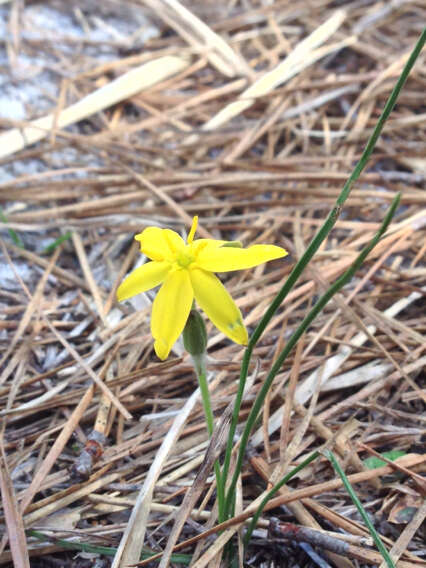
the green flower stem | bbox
[324,450,395,568]
[243,451,320,549]
[192,354,214,436]
[221,28,425,497]
[224,194,400,517]
[191,354,225,523]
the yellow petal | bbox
[117,261,170,302]
[196,244,287,272]
[135,227,185,261]
[189,238,227,260]
[151,269,193,359]
[190,268,248,345]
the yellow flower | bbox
[117,217,287,360]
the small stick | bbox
[70,352,119,480]
[269,519,353,556]
[70,430,106,482]
[269,520,424,568]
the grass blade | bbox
[243,451,320,549]
[42,231,72,254]
[27,530,192,564]
[224,194,401,515]
[324,450,395,568]
[0,207,24,248]
[221,28,426,490]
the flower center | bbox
[176,247,194,268]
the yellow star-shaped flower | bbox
[117,217,287,360]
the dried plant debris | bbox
[0,0,425,567]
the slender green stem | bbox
[223,194,400,517]
[193,355,214,436]
[221,28,425,505]
[214,463,225,523]
[325,450,395,568]
[192,354,225,522]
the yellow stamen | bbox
[187,216,198,244]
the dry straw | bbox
[0,1,424,567]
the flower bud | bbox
[183,309,207,356]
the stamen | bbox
[187,216,198,244]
